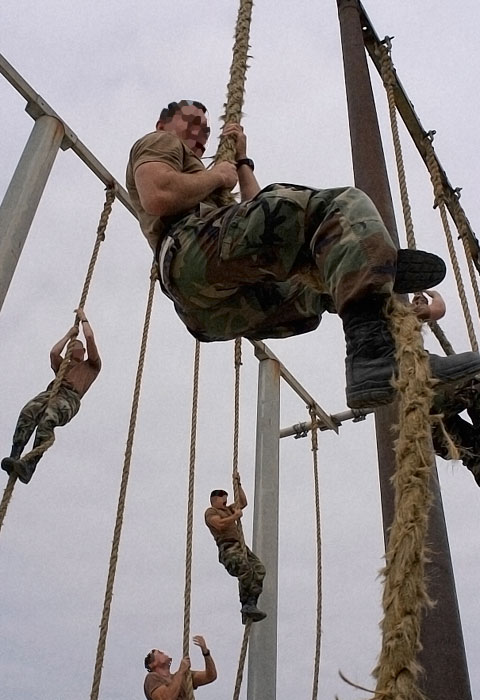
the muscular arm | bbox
[81,320,101,369]
[237,163,261,201]
[50,327,76,372]
[134,162,235,217]
[149,662,190,700]
[191,636,217,687]
[207,509,243,532]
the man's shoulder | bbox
[130,130,182,159]
[205,505,231,519]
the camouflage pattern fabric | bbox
[218,541,266,604]
[12,383,81,457]
[161,183,397,341]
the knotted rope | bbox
[89,263,158,700]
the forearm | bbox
[203,654,217,682]
[237,484,248,508]
[237,166,260,201]
[81,322,100,362]
[147,169,225,216]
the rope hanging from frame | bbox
[90,262,158,700]
[0,184,116,534]
[308,407,323,700]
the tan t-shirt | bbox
[144,671,194,700]
[61,358,101,398]
[204,505,241,545]
[126,130,218,253]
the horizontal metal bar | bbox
[0,53,137,219]
[280,407,372,439]
[250,339,339,433]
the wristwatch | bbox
[236,157,254,171]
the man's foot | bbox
[4,458,37,484]
[241,601,267,623]
[1,457,16,476]
[429,352,480,385]
[393,249,446,293]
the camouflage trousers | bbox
[11,383,81,459]
[160,183,397,341]
[218,541,266,604]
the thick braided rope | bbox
[213,0,254,206]
[89,264,157,700]
[424,137,478,351]
[373,298,435,700]
[308,407,323,700]
[181,339,201,700]
[232,620,253,700]
[377,42,416,250]
[451,196,480,322]
[232,338,248,558]
[23,185,116,464]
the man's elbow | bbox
[140,192,177,218]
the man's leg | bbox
[218,543,267,622]
[12,386,80,484]
[1,389,50,476]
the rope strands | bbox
[181,339,201,700]
[424,134,479,352]
[451,193,480,322]
[89,263,157,700]
[231,338,248,557]
[373,298,435,700]
[0,474,16,532]
[309,407,323,700]
[232,620,253,700]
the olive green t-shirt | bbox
[144,671,194,700]
[126,130,217,252]
[204,505,241,545]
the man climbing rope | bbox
[143,635,217,700]
[204,478,266,623]
[126,100,480,408]
[409,290,480,486]
[411,289,446,322]
[1,308,101,484]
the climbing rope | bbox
[89,263,158,700]
[309,407,323,700]
[233,620,253,700]
[373,297,435,700]
[451,195,480,322]
[214,0,254,206]
[0,185,115,531]
[424,134,479,352]
[232,338,248,557]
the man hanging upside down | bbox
[143,635,217,700]
[126,99,480,408]
[1,308,101,484]
[205,478,266,623]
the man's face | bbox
[211,493,228,508]
[158,105,210,156]
[71,341,85,362]
[151,649,172,669]
[412,294,428,311]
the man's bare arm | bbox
[50,326,77,372]
[150,658,191,700]
[207,509,243,532]
[222,123,261,201]
[424,289,446,321]
[191,636,217,688]
[135,161,238,217]
[233,472,248,508]
[76,308,101,369]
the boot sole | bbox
[346,385,395,410]
[393,249,446,294]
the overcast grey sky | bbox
[1,2,479,699]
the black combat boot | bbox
[342,295,396,409]
[1,443,24,476]
[241,598,267,623]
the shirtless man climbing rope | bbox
[126,100,480,408]
[143,635,217,700]
[1,307,101,484]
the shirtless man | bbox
[1,308,101,483]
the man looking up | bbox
[126,100,480,408]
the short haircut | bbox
[144,650,155,672]
[158,100,207,123]
[210,489,228,499]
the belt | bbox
[218,539,240,547]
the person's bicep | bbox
[134,162,178,215]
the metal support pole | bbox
[336,2,472,698]
[0,114,65,312]
[247,355,280,700]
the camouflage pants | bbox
[218,541,266,604]
[161,183,397,341]
[11,383,81,459]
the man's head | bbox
[70,339,85,363]
[210,489,228,508]
[144,648,172,674]
[156,100,210,157]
